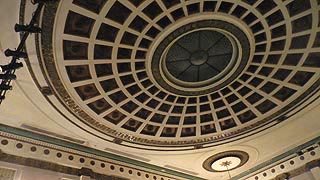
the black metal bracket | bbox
[0,2,45,104]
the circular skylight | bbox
[164,29,234,84]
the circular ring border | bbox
[151,20,250,96]
[161,28,238,88]
[202,150,249,172]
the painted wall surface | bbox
[290,171,317,180]
[0,161,78,180]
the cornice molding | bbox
[0,124,204,180]
[0,123,319,180]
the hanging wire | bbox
[226,164,232,179]
[220,160,232,179]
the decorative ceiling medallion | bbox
[203,151,249,172]
[35,0,320,149]
[211,156,241,171]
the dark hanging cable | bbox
[0,1,51,104]
[226,164,232,179]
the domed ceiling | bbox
[36,0,320,150]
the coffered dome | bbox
[35,0,320,150]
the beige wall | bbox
[0,161,78,180]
